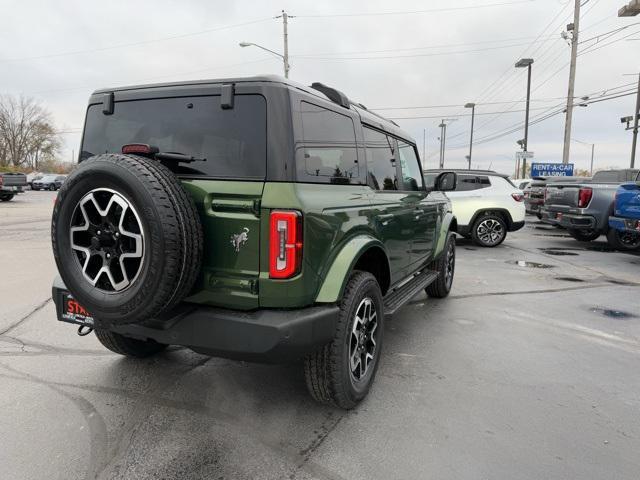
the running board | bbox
[383,270,439,316]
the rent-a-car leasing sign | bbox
[531,163,574,177]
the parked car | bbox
[27,173,44,189]
[525,176,591,219]
[542,168,640,242]
[0,172,27,201]
[424,169,525,247]
[607,178,640,250]
[32,174,66,190]
[50,76,459,409]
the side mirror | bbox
[435,171,457,191]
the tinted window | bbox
[398,141,423,191]
[364,127,398,190]
[81,95,267,179]
[454,175,491,191]
[297,102,358,184]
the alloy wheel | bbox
[69,188,144,292]
[477,218,505,246]
[349,297,378,382]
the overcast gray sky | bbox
[1,0,638,175]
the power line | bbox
[0,17,273,63]
[292,40,556,61]
[294,0,535,18]
[291,34,558,57]
[387,105,561,120]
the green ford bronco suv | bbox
[51,75,458,408]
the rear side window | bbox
[297,101,359,184]
[455,174,491,191]
[364,127,398,190]
[81,95,267,179]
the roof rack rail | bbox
[353,101,399,127]
[310,82,350,109]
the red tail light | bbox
[511,193,524,202]
[269,210,303,279]
[122,144,158,155]
[577,188,593,208]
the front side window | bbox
[364,127,398,191]
[297,102,359,184]
[81,95,267,179]
[398,141,422,191]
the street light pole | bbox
[465,103,476,170]
[438,122,447,168]
[516,58,533,178]
[590,143,595,175]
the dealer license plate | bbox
[59,292,95,326]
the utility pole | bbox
[515,58,533,178]
[276,10,291,79]
[630,73,640,168]
[562,0,581,164]
[590,143,595,175]
[422,128,426,163]
[465,103,476,169]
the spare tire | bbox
[51,153,203,325]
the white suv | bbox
[424,169,526,247]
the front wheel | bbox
[48,184,56,191]
[471,214,507,247]
[94,329,167,358]
[567,228,600,242]
[426,232,455,298]
[304,271,384,409]
[606,228,640,251]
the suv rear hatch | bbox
[80,93,267,309]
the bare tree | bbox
[0,94,61,169]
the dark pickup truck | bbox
[525,176,590,219]
[541,169,640,242]
[0,172,27,201]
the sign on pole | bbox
[531,163,575,177]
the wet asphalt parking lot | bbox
[1,191,639,480]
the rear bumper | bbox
[52,276,338,363]
[1,186,24,194]
[609,216,640,234]
[510,220,525,232]
[543,209,597,230]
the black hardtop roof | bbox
[92,75,413,143]
[423,168,511,179]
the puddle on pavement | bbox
[539,247,583,251]
[590,307,637,319]
[542,251,579,256]
[555,276,585,282]
[605,278,637,286]
[532,233,571,238]
[585,245,615,253]
[464,247,478,251]
[509,260,555,269]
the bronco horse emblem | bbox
[230,227,250,252]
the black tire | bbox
[0,194,14,202]
[426,232,455,298]
[471,213,507,247]
[606,228,640,251]
[51,153,203,325]
[49,184,56,191]
[567,228,600,242]
[536,212,543,220]
[304,271,384,409]
[94,329,167,358]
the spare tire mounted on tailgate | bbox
[51,153,203,325]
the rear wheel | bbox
[606,228,640,251]
[94,329,167,358]
[567,228,600,242]
[304,271,383,409]
[49,184,56,191]
[426,232,455,298]
[0,194,14,202]
[471,213,507,247]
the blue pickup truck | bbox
[608,178,640,251]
